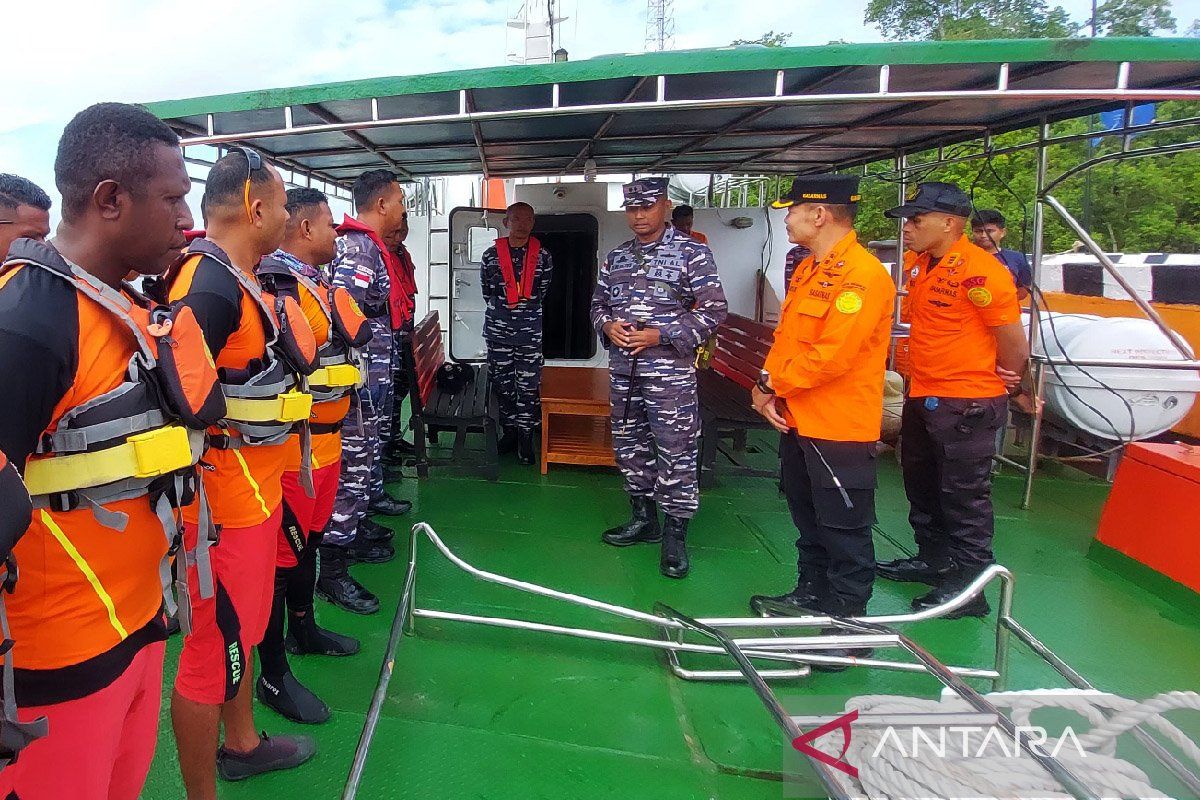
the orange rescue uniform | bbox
[285,281,349,473]
[764,230,897,442]
[170,255,289,527]
[903,235,1021,399]
[1,266,167,673]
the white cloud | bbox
[3,0,1197,214]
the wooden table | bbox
[540,366,616,474]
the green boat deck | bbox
[141,433,1200,799]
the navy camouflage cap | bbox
[621,177,669,207]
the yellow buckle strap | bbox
[310,363,360,389]
[24,425,194,496]
[224,390,313,424]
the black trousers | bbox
[780,433,878,614]
[900,395,1007,571]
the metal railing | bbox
[341,522,1200,799]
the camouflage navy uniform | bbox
[480,239,555,430]
[328,229,393,547]
[591,181,728,527]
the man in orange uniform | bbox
[879,182,1029,617]
[0,102,197,800]
[749,176,896,649]
[254,188,363,724]
[169,151,315,797]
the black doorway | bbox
[534,213,599,360]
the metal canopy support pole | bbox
[1043,193,1195,358]
[1022,119,1050,510]
[887,150,908,371]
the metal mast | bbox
[644,0,675,52]
[507,0,568,64]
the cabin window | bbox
[467,226,499,263]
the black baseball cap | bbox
[885,181,973,219]
[771,174,861,209]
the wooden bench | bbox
[402,310,499,481]
[698,313,776,487]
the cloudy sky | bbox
[3,0,1197,212]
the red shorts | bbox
[175,505,281,705]
[0,640,165,800]
[277,461,341,568]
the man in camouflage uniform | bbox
[322,170,409,614]
[480,202,555,465]
[591,178,728,579]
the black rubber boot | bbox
[369,494,412,516]
[217,734,317,781]
[516,429,535,466]
[256,672,331,724]
[911,565,991,618]
[348,528,395,564]
[359,517,395,544]
[257,569,293,681]
[285,610,360,657]
[749,577,826,617]
[602,495,662,546]
[498,427,518,455]
[316,546,380,615]
[876,555,954,584]
[659,515,690,579]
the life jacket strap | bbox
[23,424,197,498]
[0,591,48,768]
[38,409,168,456]
[223,391,314,424]
[310,363,361,389]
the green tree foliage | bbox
[864,0,1078,40]
[730,31,793,47]
[1091,0,1177,34]
[851,102,1200,254]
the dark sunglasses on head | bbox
[229,145,264,224]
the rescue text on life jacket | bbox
[494,236,542,306]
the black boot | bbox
[516,429,535,466]
[256,672,331,724]
[498,427,518,455]
[660,515,690,579]
[369,493,412,516]
[749,577,826,617]
[876,554,954,584]
[285,611,360,657]
[316,546,380,615]
[348,527,395,564]
[602,495,662,546]
[359,517,395,544]
[911,565,991,618]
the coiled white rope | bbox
[803,690,1200,800]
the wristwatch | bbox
[756,370,775,395]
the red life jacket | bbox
[394,244,418,328]
[336,215,416,331]
[494,236,541,306]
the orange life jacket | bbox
[1,239,226,638]
[174,251,317,448]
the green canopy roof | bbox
[145,38,1200,186]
